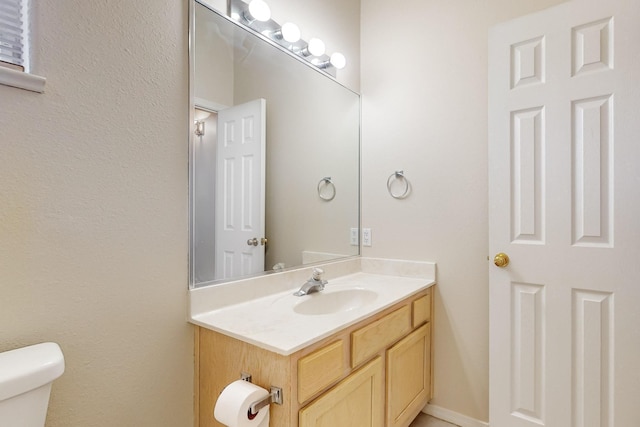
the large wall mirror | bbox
[190,0,360,288]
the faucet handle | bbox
[312,268,324,281]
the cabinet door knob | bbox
[493,253,510,268]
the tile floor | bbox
[409,413,459,427]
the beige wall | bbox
[360,0,566,422]
[0,1,192,426]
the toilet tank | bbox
[0,342,65,427]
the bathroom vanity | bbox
[188,4,435,426]
[190,258,435,427]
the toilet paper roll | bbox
[214,380,271,427]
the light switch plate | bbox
[362,228,372,247]
[350,228,358,246]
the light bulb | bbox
[330,52,346,69]
[247,0,271,22]
[307,38,325,56]
[281,22,301,43]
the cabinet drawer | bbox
[351,305,412,367]
[412,292,431,327]
[298,340,345,403]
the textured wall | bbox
[0,1,192,426]
[360,0,566,422]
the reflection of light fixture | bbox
[194,110,211,136]
[301,38,325,57]
[195,121,205,136]
[244,0,271,23]
[273,22,301,43]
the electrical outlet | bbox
[362,228,372,247]
[350,228,359,246]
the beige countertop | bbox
[189,257,436,355]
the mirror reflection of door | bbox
[215,99,266,280]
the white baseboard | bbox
[423,404,489,427]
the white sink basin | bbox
[293,288,378,315]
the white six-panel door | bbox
[215,99,266,280]
[489,1,640,426]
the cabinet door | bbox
[299,357,384,427]
[386,323,431,427]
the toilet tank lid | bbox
[0,342,65,402]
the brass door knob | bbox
[247,238,258,247]
[260,237,268,246]
[494,253,510,268]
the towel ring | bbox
[387,171,410,199]
[317,177,336,201]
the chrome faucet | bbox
[294,268,327,296]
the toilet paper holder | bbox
[241,373,283,417]
[249,386,282,417]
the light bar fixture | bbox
[229,0,347,77]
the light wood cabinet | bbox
[386,323,431,427]
[412,294,431,327]
[299,357,384,427]
[351,305,412,368]
[195,286,434,427]
[298,340,345,403]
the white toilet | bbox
[0,342,65,427]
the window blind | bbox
[0,0,26,71]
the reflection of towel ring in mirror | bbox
[387,171,410,199]
[318,177,336,201]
